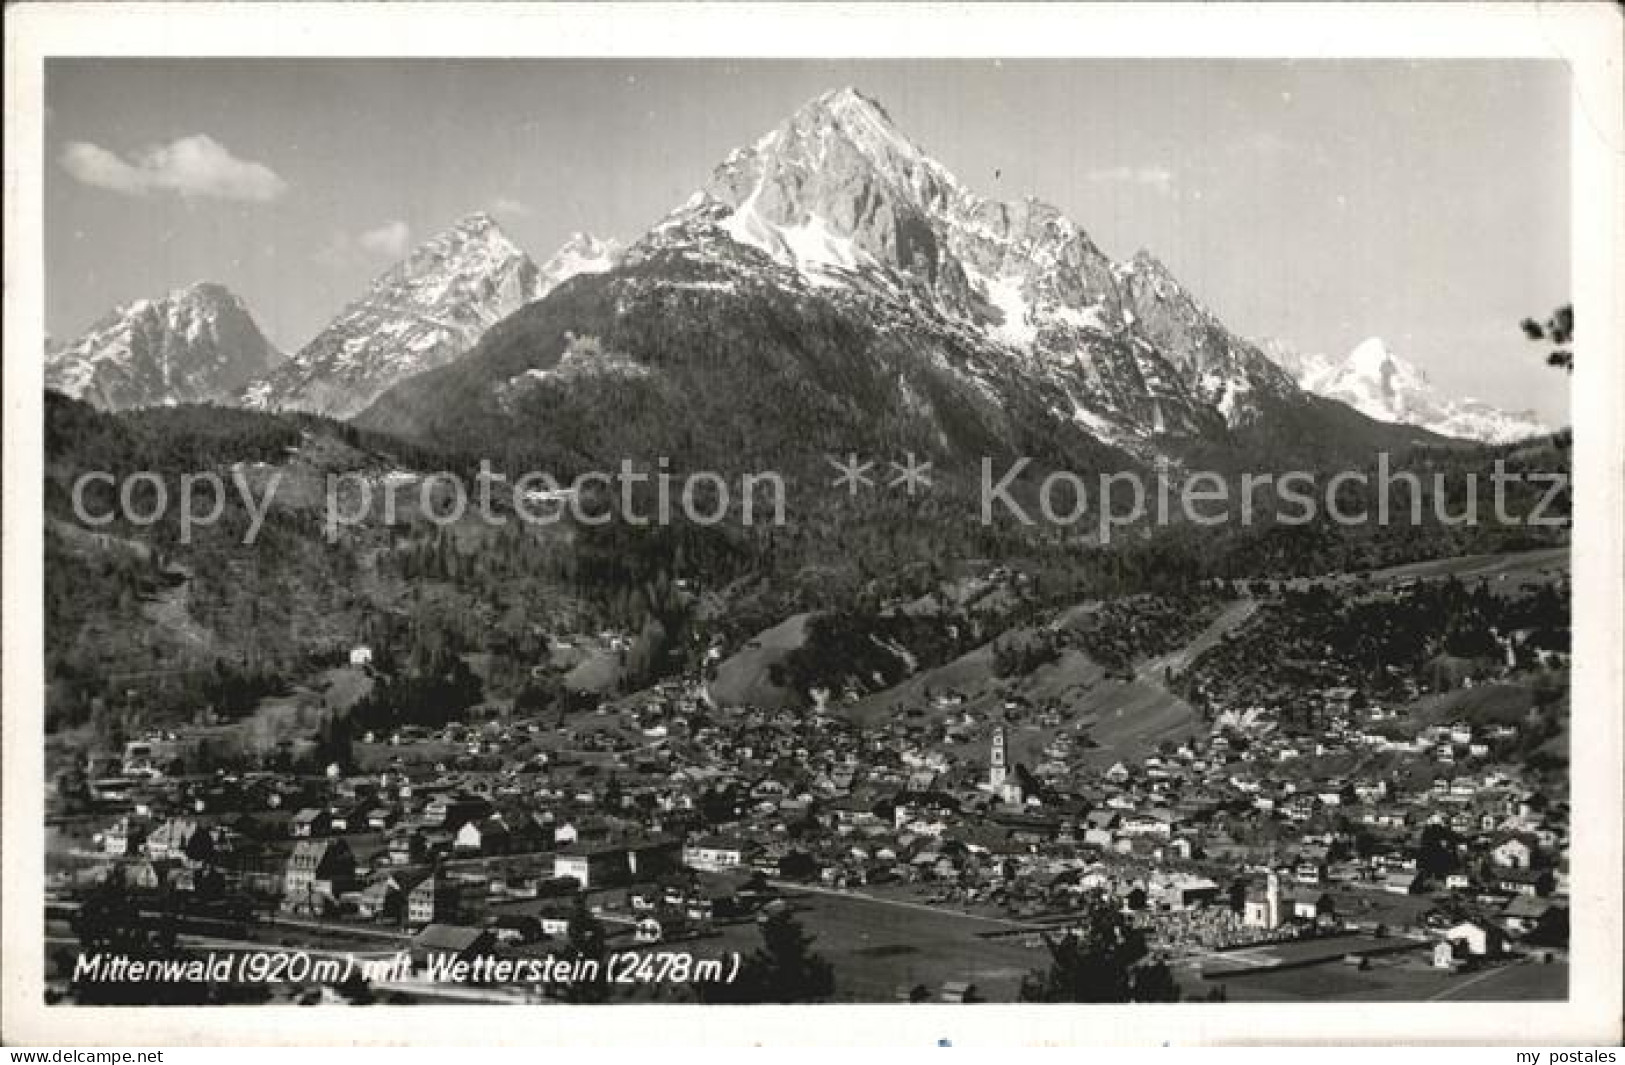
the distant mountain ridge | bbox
[44,282,283,412]
[50,217,625,419]
[1259,336,1550,445]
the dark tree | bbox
[1415,823,1463,880]
[778,850,819,881]
[559,898,612,1004]
[1521,304,1573,372]
[67,872,207,1004]
[1019,894,1179,1003]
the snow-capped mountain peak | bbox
[538,232,624,294]
[366,212,536,307]
[241,213,544,418]
[1321,337,1438,424]
[46,281,282,411]
[693,85,963,282]
[623,86,1315,448]
[1263,335,1550,444]
[1346,335,1397,376]
[798,87,952,189]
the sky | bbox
[45,59,1571,423]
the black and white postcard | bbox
[4,1,1620,1048]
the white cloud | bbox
[1086,165,1175,197]
[358,220,412,257]
[490,196,533,218]
[60,134,288,202]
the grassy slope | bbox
[706,612,817,710]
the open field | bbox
[1404,680,1565,728]
[845,620,1207,768]
[472,877,1047,1001]
[708,612,814,710]
[1426,957,1569,1001]
[1067,678,1198,767]
[727,885,1047,1002]
[1179,949,1567,1003]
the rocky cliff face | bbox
[46,282,282,411]
[240,213,544,418]
[637,88,1305,449]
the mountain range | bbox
[239,214,623,419]
[356,87,1441,475]
[46,87,1550,454]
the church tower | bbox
[1265,869,1283,930]
[989,725,1008,790]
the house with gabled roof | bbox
[356,868,431,923]
[454,815,512,857]
[1286,888,1336,923]
[289,807,332,838]
[1382,869,1426,895]
[488,913,543,945]
[1494,867,1554,898]
[387,827,429,866]
[1491,834,1536,870]
[329,802,372,833]
[407,871,462,928]
[282,838,355,914]
[143,817,204,862]
[102,814,152,857]
[1499,894,1562,937]
[1441,919,1505,958]
[127,857,186,893]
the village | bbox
[44,593,1571,1004]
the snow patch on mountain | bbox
[629,86,1301,449]
[1255,338,1337,393]
[538,232,623,295]
[46,282,283,411]
[1321,337,1439,425]
[974,270,1036,346]
[240,213,544,418]
[1263,336,1550,444]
